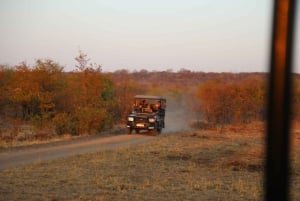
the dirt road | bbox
[0,134,155,170]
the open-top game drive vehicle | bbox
[127,95,166,135]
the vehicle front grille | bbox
[135,117,147,123]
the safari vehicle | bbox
[127,95,166,134]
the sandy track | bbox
[0,134,155,170]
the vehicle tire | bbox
[128,128,132,134]
[155,122,162,135]
[152,127,161,136]
[135,129,140,134]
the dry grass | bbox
[0,122,300,200]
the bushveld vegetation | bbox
[1,53,300,143]
[196,78,267,125]
[0,52,117,140]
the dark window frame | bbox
[265,0,297,200]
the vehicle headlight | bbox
[128,117,134,121]
[148,118,155,123]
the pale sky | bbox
[0,0,298,72]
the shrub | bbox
[53,113,69,135]
[196,78,266,125]
[70,107,106,135]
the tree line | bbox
[1,54,300,137]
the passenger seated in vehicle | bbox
[137,100,151,112]
[139,100,147,107]
[156,101,161,110]
[143,105,153,113]
[137,100,145,111]
[150,104,156,112]
[150,101,161,112]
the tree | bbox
[73,50,103,107]
[54,50,116,134]
[7,62,34,119]
[5,60,65,120]
[33,59,65,114]
[75,50,90,72]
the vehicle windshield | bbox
[133,98,163,113]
